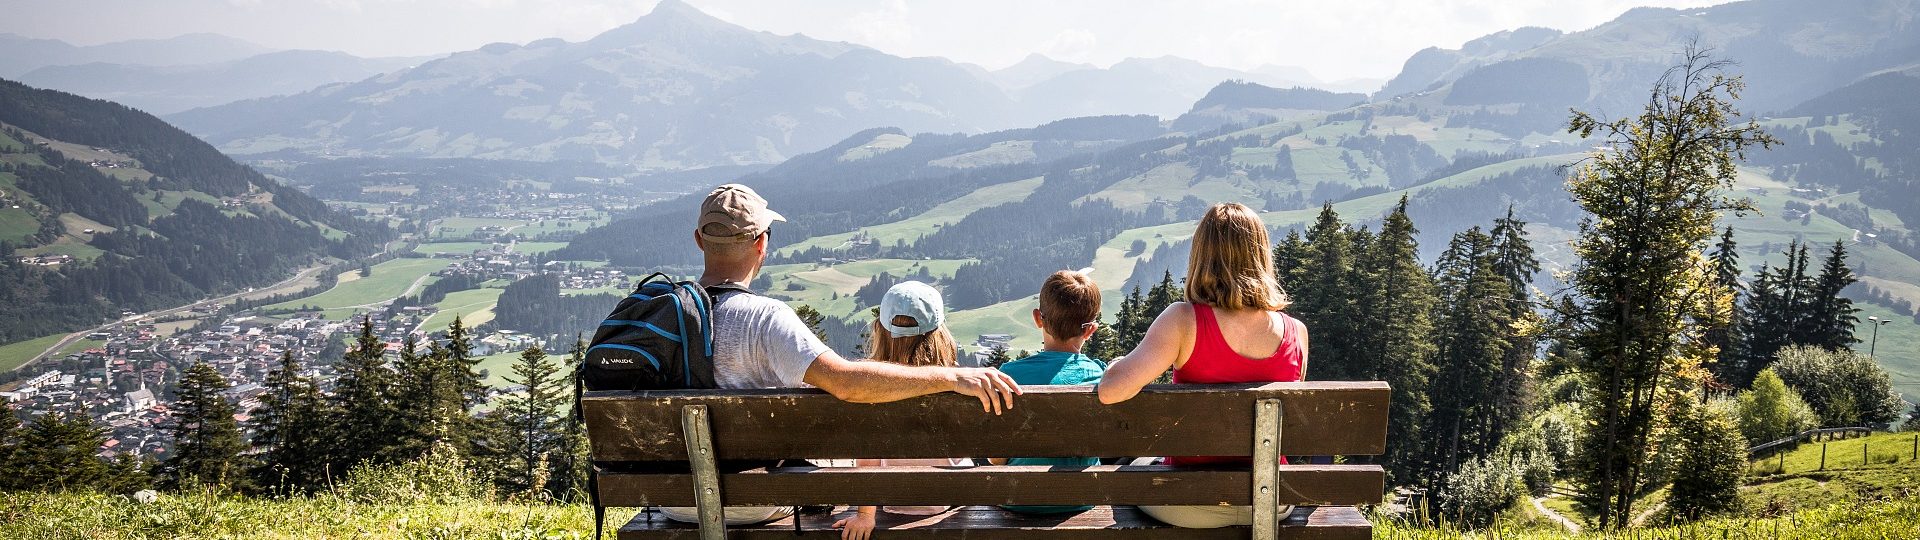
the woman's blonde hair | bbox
[868,315,959,367]
[1186,202,1291,311]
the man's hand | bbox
[949,367,1021,414]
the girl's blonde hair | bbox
[868,315,959,367]
[1186,202,1291,311]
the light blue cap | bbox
[879,281,945,338]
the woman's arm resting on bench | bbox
[1097,303,1194,404]
[803,351,1023,414]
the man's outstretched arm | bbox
[802,352,1022,414]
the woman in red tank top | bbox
[1096,202,1309,529]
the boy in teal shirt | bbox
[994,270,1108,514]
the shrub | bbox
[1436,453,1529,528]
[335,442,493,505]
[1665,398,1746,522]
[1736,369,1820,443]
[1773,346,1904,427]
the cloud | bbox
[842,0,913,53]
[1037,28,1097,63]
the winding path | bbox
[1531,496,1582,534]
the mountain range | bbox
[0,33,273,77]
[164,0,1361,168]
[2,33,438,115]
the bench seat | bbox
[618,505,1370,539]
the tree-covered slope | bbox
[0,79,386,342]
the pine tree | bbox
[985,344,1012,368]
[1562,49,1774,528]
[551,338,593,502]
[1349,197,1438,482]
[391,334,466,460]
[1485,208,1542,446]
[1737,241,1817,382]
[17,409,110,491]
[1705,226,1746,386]
[444,316,484,411]
[251,350,330,492]
[492,345,569,498]
[1806,240,1860,350]
[794,305,829,342]
[1421,227,1513,487]
[165,361,251,490]
[1090,315,1121,360]
[0,403,20,489]
[328,317,397,471]
[1112,285,1148,352]
[1291,204,1359,380]
[1146,271,1182,317]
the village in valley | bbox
[0,186,644,463]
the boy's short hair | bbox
[1038,270,1101,340]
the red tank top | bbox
[1169,304,1305,467]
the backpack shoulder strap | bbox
[704,281,753,298]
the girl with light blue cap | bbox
[832,280,969,539]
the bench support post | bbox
[682,405,726,540]
[1253,398,1283,540]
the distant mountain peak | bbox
[636,0,734,28]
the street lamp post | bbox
[1866,316,1891,360]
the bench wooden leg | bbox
[682,405,726,540]
[1253,398,1282,540]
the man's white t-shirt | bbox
[709,291,830,389]
[659,290,832,526]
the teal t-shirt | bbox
[995,350,1107,514]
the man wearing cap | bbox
[661,184,1023,525]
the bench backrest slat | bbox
[582,382,1389,462]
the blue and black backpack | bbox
[577,272,751,539]
[580,272,747,391]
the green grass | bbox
[16,239,106,262]
[0,333,68,372]
[474,351,519,389]
[431,217,528,240]
[778,177,1044,256]
[0,205,37,244]
[264,258,453,313]
[417,288,506,334]
[1379,494,1920,539]
[0,490,603,539]
[1078,162,1272,212]
[1749,432,1920,476]
[1745,432,1920,516]
[6,487,1918,539]
[837,132,913,161]
[928,140,1037,168]
[413,241,567,256]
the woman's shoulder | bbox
[1160,301,1197,319]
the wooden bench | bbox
[581,382,1390,539]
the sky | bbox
[1,0,1730,81]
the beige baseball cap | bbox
[697,184,786,244]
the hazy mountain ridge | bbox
[1394,0,1920,115]
[17,50,434,115]
[165,0,1342,169]
[0,33,274,77]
